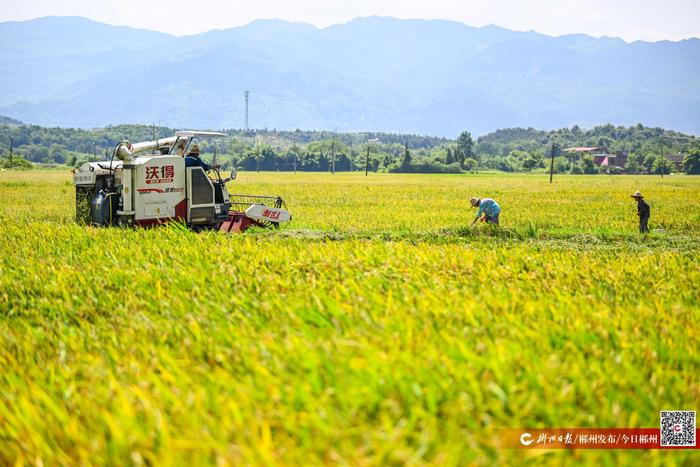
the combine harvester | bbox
[73,131,291,232]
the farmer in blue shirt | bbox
[470,197,501,225]
[185,144,212,171]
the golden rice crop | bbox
[1,170,699,466]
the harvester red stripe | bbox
[138,188,165,193]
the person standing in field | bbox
[470,197,501,225]
[632,191,650,233]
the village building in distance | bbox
[563,146,683,173]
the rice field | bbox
[1,170,699,466]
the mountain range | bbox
[1,16,699,137]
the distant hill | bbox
[0,115,23,125]
[1,16,699,137]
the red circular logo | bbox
[673,423,682,433]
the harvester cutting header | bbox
[73,131,291,232]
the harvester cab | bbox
[73,131,291,232]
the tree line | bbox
[0,121,698,174]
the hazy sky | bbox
[1,0,698,41]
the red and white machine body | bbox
[73,131,291,232]
[121,155,187,225]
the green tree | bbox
[597,136,614,150]
[490,156,515,172]
[521,152,542,170]
[553,156,569,173]
[652,156,672,175]
[625,153,644,173]
[507,150,538,170]
[458,131,475,162]
[463,158,478,171]
[643,154,658,173]
[682,149,700,174]
[582,155,597,174]
[400,143,412,171]
[0,157,32,170]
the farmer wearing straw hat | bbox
[470,197,501,225]
[631,191,650,233]
[185,144,212,171]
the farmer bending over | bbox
[470,197,501,225]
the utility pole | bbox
[152,122,155,140]
[549,143,559,184]
[244,90,250,132]
[365,138,379,176]
[365,145,370,176]
[9,137,12,161]
[549,151,555,183]
[331,135,336,174]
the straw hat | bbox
[631,191,644,198]
[189,144,200,155]
[469,197,480,207]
